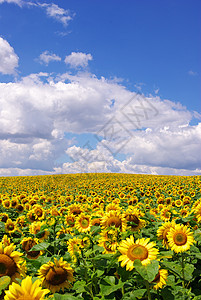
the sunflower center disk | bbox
[128,215,139,227]
[0,254,17,277]
[81,218,89,228]
[174,232,187,245]
[46,267,67,285]
[107,217,121,228]
[127,245,148,261]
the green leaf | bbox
[100,281,125,296]
[53,294,78,300]
[193,252,201,260]
[0,222,5,231]
[30,242,50,251]
[73,280,87,293]
[132,289,146,298]
[0,276,11,293]
[184,263,195,281]
[134,260,159,283]
[161,287,174,300]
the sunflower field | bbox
[0,173,201,300]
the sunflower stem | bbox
[144,280,152,300]
[181,252,186,288]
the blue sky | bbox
[0,0,200,176]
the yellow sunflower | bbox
[5,219,16,235]
[33,204,45,220]
[21,237,41,259]
[118,236,159,271]
[67,237,82,262]
[75,213,91,233]
[0,212,9,223]
[167,223,194,253]
[157,222,175,249]
[38,257,75,293]
[1,235,11,247]
[4,276,50,300]
[160,208,172,222]
[65,214,76,228]
[193,201,201,222]
[0,242,26,282]
[68,204,83,216]
[99,228,119,254]
[152,268,168,290]
[101,211,127,232]
[123,208,145,232]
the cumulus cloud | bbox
[0,37,19,75]
[64,52,93,68]
[38,51,61,65]
[0,72,200,176]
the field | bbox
[0,173,201,300]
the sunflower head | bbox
[38,257,75,293]
[4,276,50,300]
[157,222,175,249]
[152,268,168,290]
[75,213,91,233]
[0,242,26,282]
[118,236,159,271]
[167,223,195,253]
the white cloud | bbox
[0,0,22,5]
[39,3,74,26]
[0,37,19,75]
[0,1,74,27]
[64,52,93,68]
[0,72,200,176]
[38,51,61,65]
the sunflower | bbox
[67,237,82,262]
[21,237,41,259]
[4,276,50,300]
[175,199,183,207]
[193,201,201,222]
[1,235,11,247]
[152,268,168,290]
[38,257,75,293]
[167,223,194,253]
[99,228,119,254]
[33,204,45,220]
[91,217,101,226]
[16,204,24,213]
[5,219,17,235]
[65,214,76,228]
[0,242,26,282]
[157,222,175,249]
[105,203,121,213]
[118,236,159,271]
[123,207,145,232]
[2,199,11,209]
[101,211,127,232]
[160,208,172,222]
[56,226,73,238]
[75,213,91,233]
[27,210,37,222]
[0,212,9,223]
[68,204,83,216]
[99,239,118,254]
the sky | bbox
[0,0,200,177]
